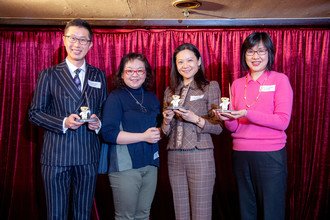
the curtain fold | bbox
[0,27,329,220]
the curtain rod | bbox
[1,17,329,27]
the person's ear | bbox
[198,57,202,66]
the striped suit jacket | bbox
[163,81,223,150]
[29,61,107,166]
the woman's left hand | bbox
[143,127,161,144]
[218,109,247,119]
[174,108,198,123]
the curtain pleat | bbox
[0,27,329,220]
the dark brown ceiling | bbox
[0,0,329,26]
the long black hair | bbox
[170,43,209,92]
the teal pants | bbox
[108,165,158,220]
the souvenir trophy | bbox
[76,92,97,122]
[219,97,231,112]
[169,95,181,109]
[216,83,233,113]
[166,94,187,110]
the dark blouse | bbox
[101,86,160,168]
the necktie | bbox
[73,68,82,91]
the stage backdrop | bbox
[0,26,329,220]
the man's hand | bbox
[87,114,100,130]
[65,114,84,130]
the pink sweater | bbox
[225,71,293,152]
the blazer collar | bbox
[247,71,270,84]
[54,61,84,102]
[175,80,198,93]
[54,61,100,112]
[82,63,97,105]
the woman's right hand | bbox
[143,127,161,144]
[162,109,175,125]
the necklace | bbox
[243,73,269,108]
[124,88,147,113]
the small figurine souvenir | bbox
[76,92,97,122]
[170,95,181,108]
[79,106,91,120]
[219,97,230,112]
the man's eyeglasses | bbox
[124,69,146,76]
[246,48,268,56]
[64,35,91,45]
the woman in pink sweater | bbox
[216,32,293,220]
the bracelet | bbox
[195,116,201,125]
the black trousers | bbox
[233,147,287,220]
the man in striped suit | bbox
[29,19,107,220]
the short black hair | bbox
[64,18,93,40]
[170,43,209,92]
[241,32,275,71]
[115,53,153,90]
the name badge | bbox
[260,85,275,92]
[154,151,159,160]
[190,95,204,101]
[88,80,101,89]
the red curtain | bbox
[0,27,329,220]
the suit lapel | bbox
[54,61,82,102]
[82,64,97,108]
[82,64,90,96]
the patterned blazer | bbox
[163,81,223,150]
[29,61,107,166]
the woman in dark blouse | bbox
[101,53,161,220]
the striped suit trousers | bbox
[41,163,98,220]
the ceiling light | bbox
[172,0,201,18]
[172,0,201,9]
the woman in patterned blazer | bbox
[162,43,223,220]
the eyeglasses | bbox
[124,69,146,76]
[246,48,268,56]
[64,35,91,45]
